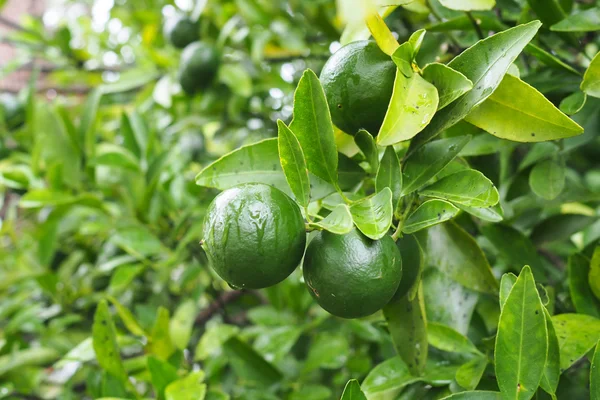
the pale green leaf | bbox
[148,307,175,360]
[422,63,473,110]
[420,169,498,207]
[349,188,393,240]
[165,372,207,400]
[313,204,353,235]
[169,300,197,350]
[540,308,560,398]
[551,8,600,32]
[559,91,587,115]
[590,247,600,301]
[277,120,310,206]
[428,322,480,354]
[499,273,517,310]
[582,52,600,98]
[529,158,566,200]
[455,356,488,391]
[106,295,146,337]
[403,199,459,234]
[441,392,501,400]
[439,0,495,11]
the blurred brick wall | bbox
[0,0,46,93]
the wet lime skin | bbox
[303,229,402,319]
[178,42,220,95]
[320,40,396,136]
[164,16,199,49]
[202,183,306,289]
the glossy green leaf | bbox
[349,187,393,240]
[377,70,439,145]
[395,233,424,300]
[148,356,179,400]
[354,129,380,172]
[540,308,560,398]
[455,356,488,390]
[223,336,282,387]
[169,300,197,350]
[421,221,498,294]
[590,248,600,301]
[495,266,547,400]
[569,253,600,317]
[591,341,600,400]
[304,333,350,372]
[440,392,501,400]
[106,295,146,337]
[402,136,471,196]
[439,0,495,11]
[560,91,587,115]
[465,74,583,142]
[408,29,426,58]
[289,69,338,185]
[391,42,415,77]
[551,8,600,32]
[92,300,126,381]
[422,63,473,110]
[92,144,140,171]
[410,21,542,150]
[376,146,402,211]
[403,199,459,234]
[552,313,600,371]
[420,169,498,207]
[340,379,367,400]
[529,158,566,201]
[165,371,207,400]
[313,204,353,235]
[457,203,504,222]
[111,225,165,258]
[531,214,596,245]
[277,119,310,206]
[79,88,103,159]
[148,307,175,360]
[428,322,480,354]
[500,273,518,310]
[383,285,428,376]
[581,52,600,98]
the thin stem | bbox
[391,195,416,241]
[466,12,484,40]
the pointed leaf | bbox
[422,63,473,110]
[314,204,353,235]
[529,158,566,200]
[391,42,415,77]
[383,285,428,376]
[222,336,282,387]
[465,74,583,142]
[376,146,402,210]
[551,8,600,32]
[420,169,498,207]
[165,371,207,400]
[277,120,310,206]
[403,199,459,234]
[290,69,338,185]
[455,356,488,390]
[439,0,495,11]
[540,308,560,398]
[569,253,600,317]
[106,295,146,337]
[169,300,197,350]
[349,188,393,240]
[457,203,504,222]
[377,70,439,145]
[402,136,471,196]
[525,43,580,75]
[428,322,480,354]
[582,52,600,98]
[354,129,379,172]
[148,307,175,360]
[591,341,600,400]
[589,247,600,301]
[552,313,600,371]
[340,379,367,400]
[409,21,542,150]
[560,91,587,115]
[495,266,547,400]
[441,392,501,400]
[499,273,517,310]
[92,300,126,381]
[408,29,426,58]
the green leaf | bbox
[500,273,518,310]
[0,347,60,377]
[552,313,600,371]
[403,199,459,234]
[340,379,367,400]
[422,63,473,110]
[253,326,303,364]
[441,392,501,400]
[495,266,547,400]
[529,158,566,201]
[589,248,600,301]
[92,300,126,381]
[165,372,207,400]
[540,308,560,398]
[439,0,495,11]
[349,188,393,240]
[92,144,140,171]
[457,203,504,222]
[391,42,415,77]
[223,336,282,387]
[169,300,197,350]
[467,74,583,142]
[106,295,147,337]
[455,356,488,390]
[420,221,498,294]
[148,356,179,400]
[377,70,439,146]
[428,322,480,354]
[218,64,252,97]
[560,91,587,115]
[111,224,166,258]
[383,285,428,376]
[304,333,350,372]
[551,8,600,32]
[525,43,580,75]
[194,324,239,361]
[531,214,596,245]
[426,14,507,32]
[402,136,471,196]
[582,52,600,98]
[569,253,600,317]
[408,29,427,58]
[591,341,600,400]
[148,307,175,360]
[289,69,338,185]
[19,190,76,208]
[277,120,310,207]
[420,169,498,207]
[376,146,402,211]
[79,88,103,160]
[354,129,380,172]
[313,204,354,235]
[526,0,567,27]
[409,21,542,150]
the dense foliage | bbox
[1,0,600,399]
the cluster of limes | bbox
[201,41,405,318]
[0,94,25,131]
[163,15,220,95]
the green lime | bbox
[303,229,402,319]
[202,183,306,289]
[390,233,422,302]
[320,40,395,136]
[178,41,220,95]
[0,94,25,130]
[164,16,199,49]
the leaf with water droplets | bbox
[377,69,439,146]
[349,188,393,240]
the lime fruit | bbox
[164,16,199,49]
[202,183,306,289]
[320,40,395,136]
[178,41,220,95]
[303,229,402,319]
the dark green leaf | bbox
[529,158,566,201]
[277,119,310,207]
[560,91,587,115]
[340,379,367,400]
[92,299,126,381]
[540,308,560,397]
[354,129,379,172]
[376,146,402,211]
[422,63,473,110]
[569,253,600,317]
[531,214,596,245]
[589,247,600,301]
[223,336,282,387]
[403,199,459,234]
[440,392,501,400]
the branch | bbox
[195,290,267,326]
[466,12,485,40]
